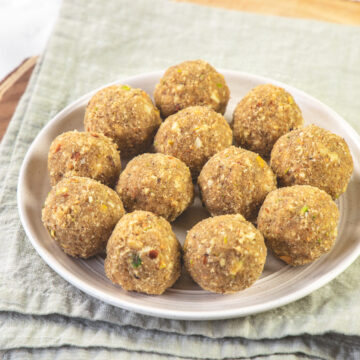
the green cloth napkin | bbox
[1,0,360,358]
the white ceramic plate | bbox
[18,70,360,320]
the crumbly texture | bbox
[116,153,194,222]
[270,124,353,199]
[154,60,230,118]
[48,131,121,187]
[183,214,266,294]
[198,146,277,221]
[232,84,303,158]
[84,85,162,157]
[154,106,233,178]
[104,210,181,295]
[257,185,339,266]
[42,176,125,258]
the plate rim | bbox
[17,69,360,320]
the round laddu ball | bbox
[154,60,230,118]
[116,153,194,222]
[270,125,353,199]
[104,210,181,295]
[84,84,162,157]
[183,214,267,294]
[232,84,303,158]
[257,185,339,266]
[48,131,121,187]
[198,146,277,221]
[42,177,125,258]
[154,106,233,178]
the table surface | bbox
[0,0,359,141]
[179,0,360,25]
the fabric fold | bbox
[1,311,360,359]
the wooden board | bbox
[0,56,38,141]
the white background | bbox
[0,0,62,81]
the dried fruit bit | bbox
[280,255,292,264]
[101,204,108,211]
[149,250,158,259]
[223,236,228,245]
[288,96,294,104]
[54,144,61,153]
[143,226,152,231]
[71,151,81,160]
[216,83,223,88]
[91,133,99,138]
[159,261,166,269]
[168,140,174,146]
[121,85,131,91]
[284,168,290,174]
[256,155,266,168]
[131,254,142,268]
[50,230,55,238]
[202,254,208,265]
[300,205,309,215]
[177,69,182,73]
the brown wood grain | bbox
[178,0,360,25]
[0,56,38,141]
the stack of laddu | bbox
[42,59,353,295]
